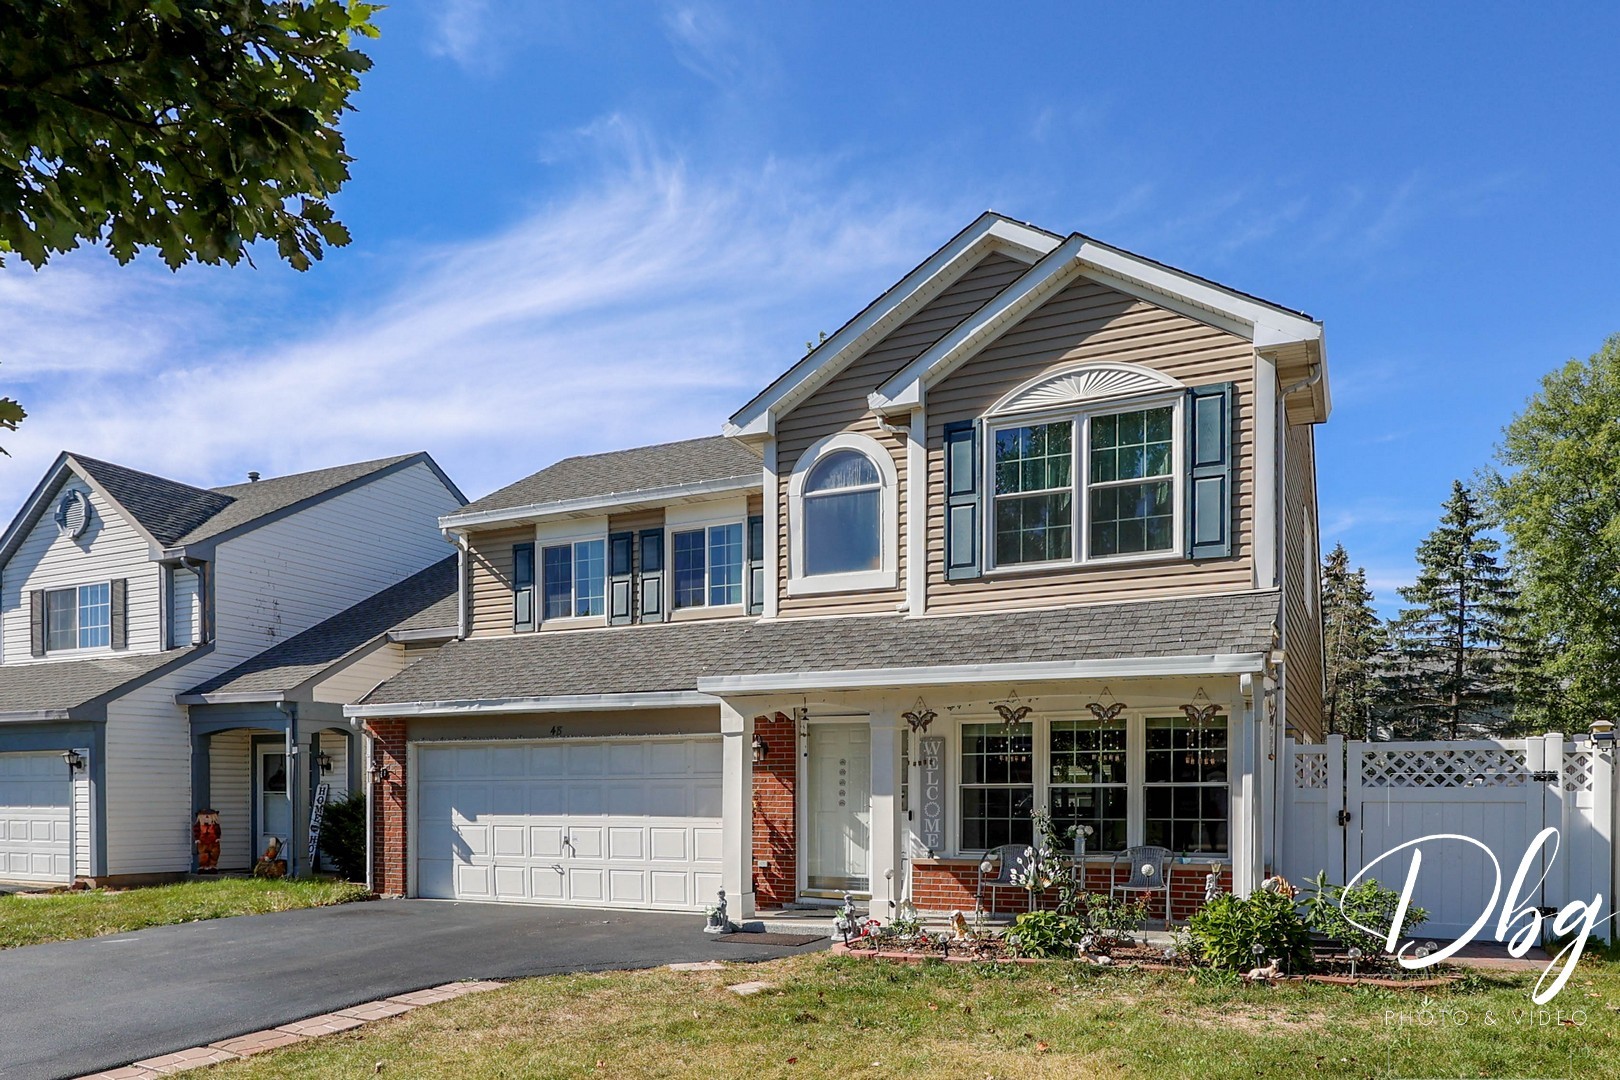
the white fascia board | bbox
[695,653,1268,695]
[0,709,75,723]
[871,235,1089,414]
[177,690,286,705]
[439,475,760,533]
[387,626,457,644]
[871,234,1327,415]
[345,690,719,719]
[724,214,1060,438]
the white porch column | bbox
[719,702,755,919]
[1231,679,1262,896]
[868,700,903,919]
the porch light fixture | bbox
[369,762,392,784]
[751,734,768,766]
[61,749,85,774]
[316,749,334,775]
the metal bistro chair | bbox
[1110,845,1173,923]
[976,843,1039,918]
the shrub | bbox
[1186,889,1313,973]
[1006,910,1086,959]
[1301,872,1428,960]
[318,792,368,884]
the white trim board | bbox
[696,653,1269,695]
[346,690,719,719]
[725,213,1059,438]
[440,475,760,533]
[869,233,1326,419]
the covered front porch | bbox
[188,701,360,876]
[708,663,1277,925]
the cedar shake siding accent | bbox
[925,278,1257,613]
[775,252,1028,616]
[466,525,533,638]
[1282,423,1325,742]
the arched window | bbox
[803,450,882,575]
[788,431,898,595]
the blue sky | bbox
[3,2,1617,612]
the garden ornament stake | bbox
[834,892,858,945]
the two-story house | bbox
[348,212,1329,922]
[0,451,464,885]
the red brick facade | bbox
[750,711,797,909]
[364,718,409,897]
[912,860,1232,922]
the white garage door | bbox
[416,737,723,911]
[0,753,72,884]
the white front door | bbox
[0,753,72,884]
[255,744,291,860]
[415,737,724,911]
[805,722,871,893]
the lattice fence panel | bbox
[1294,751,1330,790]
[1359,746,1529,789]
[1565,745,1597,793]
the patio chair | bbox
[1109,845,1173,923]
[975,843,1039,918]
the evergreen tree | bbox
[1320,543,1382,739]
[1382,481,1522,739]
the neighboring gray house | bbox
[0,451,464,885]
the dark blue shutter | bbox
[29,590,44,656]
[608,532,634,625]
[110,578,127,650]
[1186,382,1234,559]
[943,419,982,580]
[638,528,666,623]
[746,514,765,615]
[512,543,536,632]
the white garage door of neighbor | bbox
[416,737,724,911]
[0,752,72,884]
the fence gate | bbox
[1277,734,1614,939]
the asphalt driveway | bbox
[0,899,823,1080]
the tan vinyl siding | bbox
[926,278,1257,613]
[609,509,662,625]
[466,525,532,637]
[1282,423,1324,742]
[776,252,1028,616]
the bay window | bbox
[954,711,1229,858]
[988,399,1180,568]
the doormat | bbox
[711,932,826,947]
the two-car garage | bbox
[414,736,724,912]
[0,752,73,885]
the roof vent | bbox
[247,471,260,483]
[54,488,91,539]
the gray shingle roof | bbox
[360,591,1279,706]
[187,556,458,697]
[69,455,234,546]
[61,451,426,549]
[457,437,759,517]
[0,649,201,718]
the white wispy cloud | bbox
[0,134,947,515]
[661,3,772,91]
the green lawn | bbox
[207,951,1620,1078]
[0,878,372,949]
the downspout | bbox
[359,721,375,893]
[446,528,470,640]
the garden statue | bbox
[704,888,735,934]
[1204,870,1223,903]
[1260,874,1296,899]
[948,909,975,942]
[833,893,859,943]
[192,808,220,872]
[252,836,286,878]
[1244,957,1283,982]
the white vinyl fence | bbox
[1276,734,1614,938]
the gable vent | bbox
[54,489,91,540]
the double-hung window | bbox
[45,583,111,651]
[671,523,744,610]
[989,400,1179,568]
[956,711,1229,858]
[541,538,606,620]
